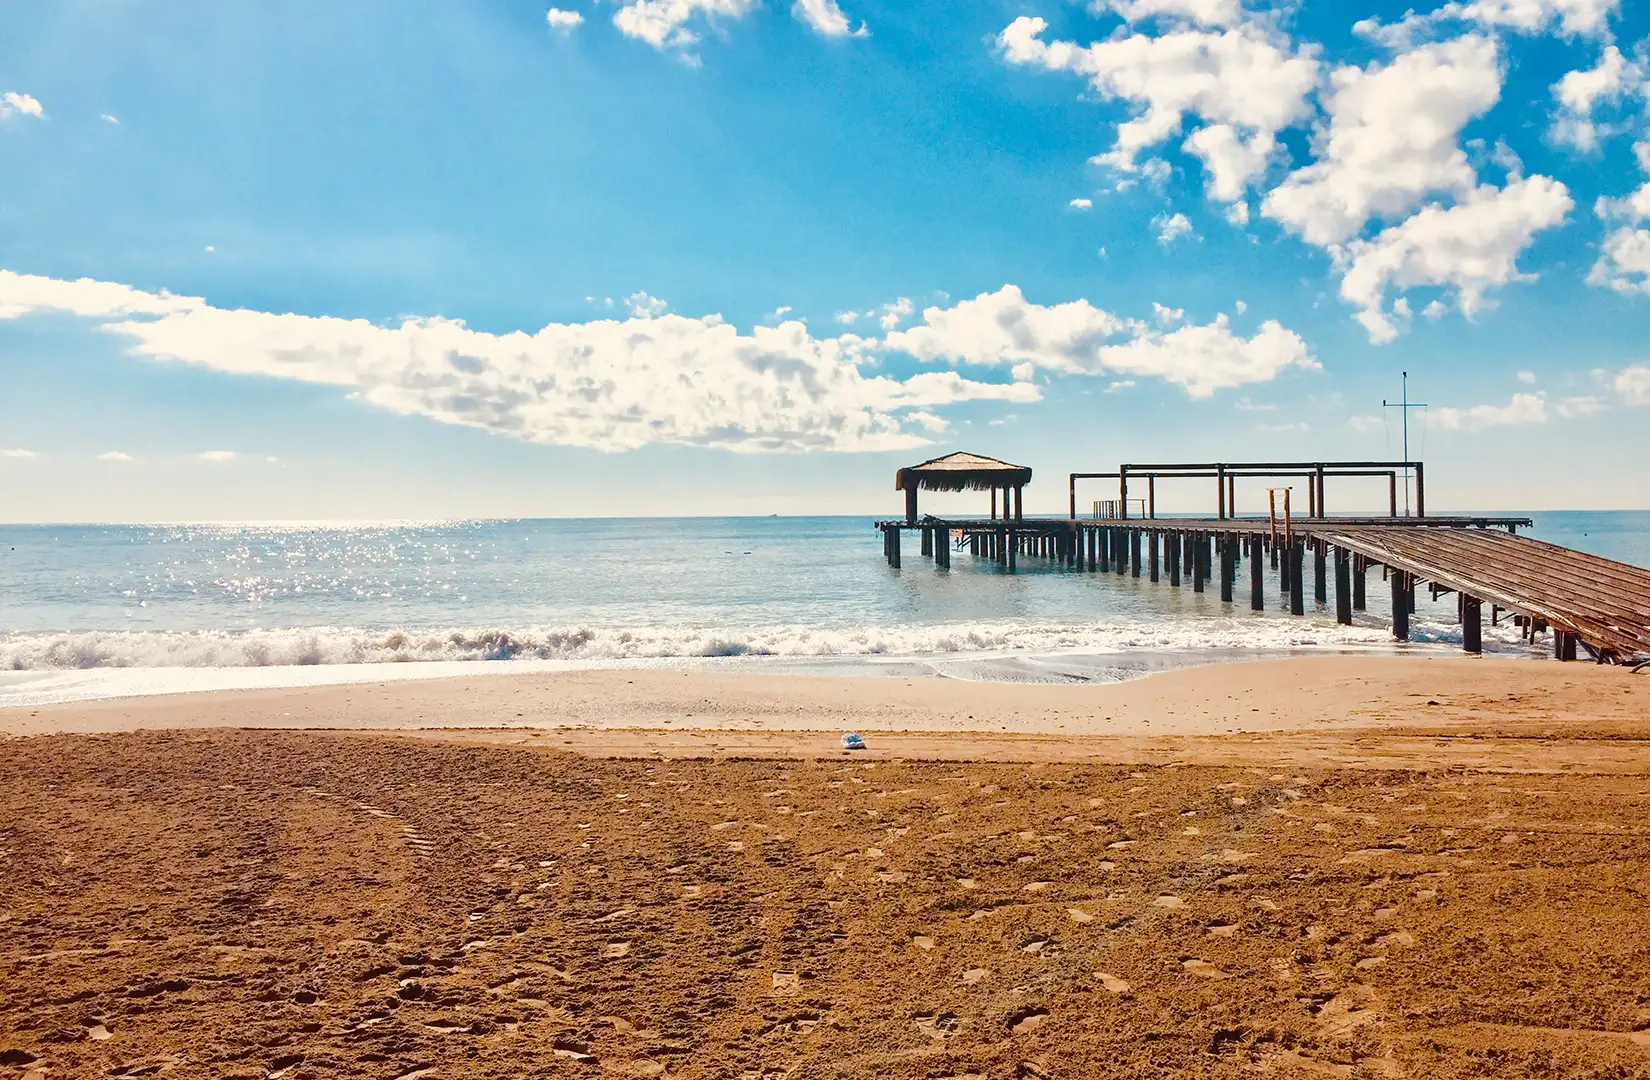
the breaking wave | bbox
[0,617,1432,671]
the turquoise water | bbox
[0,512,1644,699]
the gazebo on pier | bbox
[895,451,1033,523]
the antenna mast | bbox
[1382,371,1428,516]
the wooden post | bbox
[1015,484,1025,522]
[1149,531,1160,582]
[1115,530,1127,577]
[1192,536,1206,593]
[1555,630,1577,661]
[1088,527,1099,572]
[1334,547,1352,625]
[920,526,932,557]
[890,526,902,569]
[1288,541,1305,615]
[1315,464,1326,517]
[1314,540,1327,604]
[1217,465,1227,520]
[1219,535,1234,602]
[1168,532,1181,586]
[1391,569,1410,640]
[1462,594,1482,653]
[1007,529,1016,572]
[905,484,919,524]
[1352,555,1366,610]
[1279,537,1290,591]
[938,530,950,568]
[990,487,997,521]
[1414,462,1425,518]
[1131,530,1141,578]
[1069,475,1076,521]
[1227,473,1236,517]
[1147,475,1156,519]
[1119,467,1129,521]
[1388,473,1397,517]
[1249,535,1264,611]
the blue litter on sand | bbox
[840,732,866,750]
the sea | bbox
[1,512,1646,706]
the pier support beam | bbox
[1149,531,1160,582]
[1219,535,1235,602]
[1462,594,1482,654]
[921,527,932,558]
[1193,537,1207,593]
[1314,541,1327,605]
[1249,535,1264,611]
[1168,532,1181,586]
[1288,541,1305,616]
[1115,531,1128,577]
[1352,556,1366,610]
[1555,630,1577,661]
[1334,547,1352,625]
[890,526,902,569]
[1391,569,1410,641]
[1131,530,1142,578]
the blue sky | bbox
[2,0,1649,519]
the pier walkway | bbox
[877,455,1650,665]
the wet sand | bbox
[2,657,1649,1078]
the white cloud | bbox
[1234,299,1247,313]
[1105,379,1137,392]
[905,410,948,433]
[1337,175,1573,343]
[627,291,668,318]
[765,305,793,323]
[996,16,1318,197]
[1588,226,1650,293]
[1517,369,1537,383]
[613,0,758,50]
[1263,36,1503,247]
[1152,301,1185,324]
[1348,414,1383,432]
[1069,197,1093,209]
[97,451,134,461]
[1617,363,1650,404]
[0,91,43,119]
[1555,394,1603,416]
[1355,0,1619,45]
[833,310,859,324]
[546,8,585,30]
[1097,0,1246,28]
[1153,211,1195,244]
[0,269,1039,455]
[1433,391,1549,429]
[878,297,913,331]
[101,113,119,125]
[884,284,1317,399]
[791,0,866,37]
[198,450,238,462]
[1456,0,1618,37]
[2,447,35,458]
[1550,45,1640,151]
[1224,199,1250,225]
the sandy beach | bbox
[3,657,1649,1079]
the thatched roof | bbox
[895,451,1033,492]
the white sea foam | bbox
[0,612,1529,673]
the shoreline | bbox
[4,654,1643,740]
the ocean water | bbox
[1,512,1645,705]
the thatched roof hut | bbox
[895,452,1031,522]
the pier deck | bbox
[875,514,1650,666]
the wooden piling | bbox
[1288,541,1305,616]
[1555,631,1577,661]
[1334,547,1352,625]
[1193,538,1206,593]
[921,527,932,558]
[890,526,902,569]
[1391,569,1410,640]
[1462,594,1482,653]
[1249,535,1264,611]
[1314,541,1327,604]
[1352,555,1366,610]
[1168,532,1181,587]
[1131,530,1142,578]
[1149,531,1160,583]
[1219,535,1235,602]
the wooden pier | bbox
[878,454,1650,666]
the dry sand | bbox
[2,657,1649,1079]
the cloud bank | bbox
[0,272,1315,454]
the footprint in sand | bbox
[1023,881,1050,893]
[1355,957,1386,970]
[1181,959,1228,979]
[1008,1008,1050,1034]
[911,935,935,951]
[603,942,632,958]
[1066,908,1094,923]
[1205,924,1238,938]
[681,885,704,899]
[771,972,801,996]
[913,1012,962,1039]
[961,968,988,984]
[1153,895,1183,909]
[956,878,977,890]
[1095,972,1131,994]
